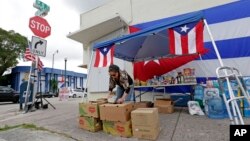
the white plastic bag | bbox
[188,101,205,116]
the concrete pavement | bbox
[1,98,250,141]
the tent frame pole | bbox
[203,19,224,67]
[204,19,244,125]
[82,50,94,102]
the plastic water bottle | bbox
[194,84,204,108]
[207,96,226,119]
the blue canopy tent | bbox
[93,11,205,62]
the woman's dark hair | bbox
[109,64,120,72]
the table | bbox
[134,83,197,102]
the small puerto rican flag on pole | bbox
[168,20,204,55]
[94,45,114,67]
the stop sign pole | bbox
[29,16,51,38]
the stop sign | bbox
[29,16,51,38]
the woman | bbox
[107,64,135,103]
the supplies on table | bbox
[131,108,160,140]
[99,103,133,137]
[154,98,174,114]
[78,100,107,132]
[176,72,184,84]
[183,68,196,83]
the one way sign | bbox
[31,36,47,57]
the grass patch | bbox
[0,124,21,131]
[0,123,79,140]
[0,123,46,132]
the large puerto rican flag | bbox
[130,20,205,81]
[94,45,114,67]
[168,20,204,55]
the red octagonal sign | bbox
[29,16,51,38]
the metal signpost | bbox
[24,0,52,113]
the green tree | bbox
[0,28,27,77]
[50,78,58,93]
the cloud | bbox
[0,0,113,74]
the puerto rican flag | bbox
[168,20,204,55]
[94,45,114,67]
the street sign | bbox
[29,16,51,38]
[31,36,47,57]
[33,0,50,17]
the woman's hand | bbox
[117,97,125,104]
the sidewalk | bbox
[0,98,250,141]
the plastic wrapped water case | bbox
[207,96,228,119]
[194,84,204,108]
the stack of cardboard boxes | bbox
[154,98,174,114]
[131,108,160,140]
[99,103,134,137]
[78,100,107,132]
[78,100,164,140]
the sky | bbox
[0,0,112,74]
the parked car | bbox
[0,86,19,103]
[69,88,84,98]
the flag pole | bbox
[82,50,94,102]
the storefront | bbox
[11,66,87,93]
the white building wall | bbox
[79,0,132,30]
[77,0,237,101]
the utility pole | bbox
[51,50,58,92]
[64,58,67,87]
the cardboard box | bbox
[99,103,133,122]
[79,101,106,118]
[156,105,174,114]
[131,108,159,127]
[154,98,174,114]
[96,98,108,103]
[103,120,132,137]
[79,116,102,132]
[133,101,152,110]
[132,125,160,140]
